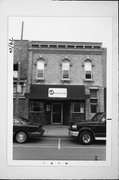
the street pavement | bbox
[13,125,106,161]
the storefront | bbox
[26,85,86,125]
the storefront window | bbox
[71,102,84,113]
[30,102,44,112]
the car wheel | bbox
[79,131,93,145]
[15,131,27,143]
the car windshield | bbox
[14,117,29,125]
[92,113,103,122]
[20,118,30,124]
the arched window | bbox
[84,59,92,80]
[36,59,45,79]
[62,59,70,80]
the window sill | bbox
[71,112,84,114]
[13,94,25,98]
[30,111,44,113]
[35,79,45,82]
[83,79,94,82]
[61,79,71,82]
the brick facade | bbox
[13,40,106,124]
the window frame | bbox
[84,59,93,80]
[13,84,24,94]
[61,59,70,81]
[30,102,44,113]
[71,102,84,114]
[36,59,45,80]
[90,89,98,113]
[90,104,97,113]
[13,63,18,79]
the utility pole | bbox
[15,21,24,116]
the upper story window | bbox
[36,59,45,79]
[13,63,18,78]
[62,60,70,80]
[84,59,92,80]
[13,82,26,95]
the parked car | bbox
[13,117,44,143]
[68,112,106,145]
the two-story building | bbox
[13,40,106,125]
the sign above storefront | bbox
[48,88,67,98]
[27,85,86,100]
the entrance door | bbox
[52,103,62,124]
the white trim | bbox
[95,137,106,140]
[89,86,99,89]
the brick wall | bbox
[31,52,103,86]
[13,40,106,122]
[14,40,29,79]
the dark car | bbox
[13,117,44,143]
[68,112,106,145]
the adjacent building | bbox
[13,40,106,125]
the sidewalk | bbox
[43,125,69,138]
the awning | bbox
[25,85,86,100]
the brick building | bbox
[13,40,106,125]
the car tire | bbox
[79,131,93,145]
[15,131,27,143]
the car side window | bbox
[101,116,106,123]
[14,118,21,124]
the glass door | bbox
[52,103,62,124]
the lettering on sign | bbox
[48,88,67,98]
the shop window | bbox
[62,60,70,80]
[30,102,44,112]
[90,89,98,113]
[84,60,92,80]
[36,59,44,79]
[71,102,84,113]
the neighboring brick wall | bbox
[13,98,25,117]
[27,50,33,93]
[98,86,105,112]
[29,113,45,125]
[14,40,29,79]
[24,98,29,119]
[101,48,107,88]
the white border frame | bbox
[0,1,118,179]
[7,16,111,167]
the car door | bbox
[94,114,106,137]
